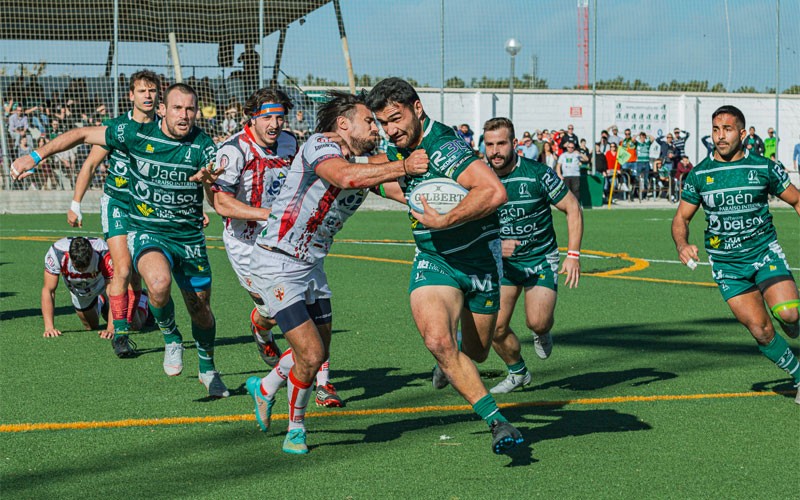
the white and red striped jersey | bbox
[257,133,368,263]
[44,237,112,296]
[212,126,298,242]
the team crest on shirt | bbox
[519,183,531,198]
[484,299,494,307]
[274,286,285,301]
[136,202,154,217]
[747,170,759,184]
[709,236,722,249]
[146,144,154,153]
[114,176,128,188]
[706,176,714,184]
[395,153,404,160]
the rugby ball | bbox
[407,178,468,214]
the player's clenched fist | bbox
[403,149,429,176]
[10,155,35,180]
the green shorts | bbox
[409,250,500,314]
[501,251,560,291]
[710,241,794,302]
[128,230,212,292]
[100,194,130,239]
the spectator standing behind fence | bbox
[539,141,557,169]
[556,140,582,200]
[516,131,538,160]
[289,109,310,142]
[658,132,678,173]
[578,138,591,171]
[559,124,578,150]
[8,104,28,146]
[607,125,621,145]
[743,126,765,156]
[764,128,778,159]
[793,136,800,171]
[672,127,690,162]
[532,129,545,154]
[701,135,715,158]
[456,124,475,149]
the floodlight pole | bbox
[505,38,522,121]
[0,84,9,189]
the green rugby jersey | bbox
[681,152,792,262]
[105,120,216,235]
[386,117,500,258]
[498,156,569,261]
[100,111,136,203]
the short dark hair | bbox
[164,83,197,106]
[244,87,293,118]
[129,70,161,93]
[314,90,366,134]
[712,105,746,129]
[365,77,420,111]
[69,237,93,270]
[483,117,515,140]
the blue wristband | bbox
[30,151,42,166]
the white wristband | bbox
[686,258,697,271]
[70,200,83,221]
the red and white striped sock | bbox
[260,348,293,397]
[286,368,312,431]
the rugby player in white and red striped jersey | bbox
[243,90,428,454]
[41,236,148,339]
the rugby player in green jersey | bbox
[12,83,228,398]
[482,118,583,394]
[67,70,160,358]
[672,105,800,404]
[366,78,525,454]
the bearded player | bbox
[672,105,800,404]
[482,117,583,394]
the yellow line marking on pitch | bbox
[0,236,715,287]
[0,390,789,433]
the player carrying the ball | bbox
[672,105,800,404]
[366,78,524,455]
[481,117,583,394]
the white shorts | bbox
[249,244,331,319]
[223,231,258,294]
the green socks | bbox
[507,359,527,375]
[758,334,800,384]
[473,394,508,426]
[150,298,182,345]
[193,321,217,373]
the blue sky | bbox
[2,0,798,92]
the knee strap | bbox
[770,299,800,325]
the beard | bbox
[349,134,379,156]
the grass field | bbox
[1,208,799,499]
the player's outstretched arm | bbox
[671,200,700,265]
[412,160,507,230]
[317,149,428,189]
[777,183,800,217]
[69,145,110,227]
[213,192,271,221]
[41,271,62,338]
[372,181,406,205]
[554,192,584,288]
[11,126,108,180]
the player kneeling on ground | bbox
[41,236,148,339]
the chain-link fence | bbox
[2,0,797,190]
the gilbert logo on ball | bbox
[407,178,468,214]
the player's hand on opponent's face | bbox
[501,239,520,258]
[10,155,35,180]
[202,212,210,228]
[43,328,62,338]
[67,209,82,228]
[404,149,429,176]
[560,258,580,289]
[410,196,448,229]
[676,244,700,265]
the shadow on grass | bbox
[751,378,798,402]
[1,305,73,321]
[537,368,677,391]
